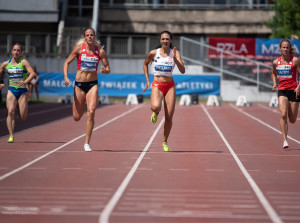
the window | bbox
[132,37,146,55]
[111,37,128,55]
[67,0,93,17]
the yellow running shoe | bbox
[7,136,14,143]
[162,142,170,152]
[151,112,158,124]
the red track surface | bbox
[0,102,300,223]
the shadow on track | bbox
[0,102,109,138]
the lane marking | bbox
[276,170,296,173]
[99,117,165,223]
[0,105,142,182]
[205,169,224,172]
[201,104,283,223]
[99,168,117,171]
[63,168,82,170]
[170,169,190,171]
[230,104,300,145]
[26,167,46,170]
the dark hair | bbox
[279,39,296,56]
[156,30,174,49]
[12,43,23,52]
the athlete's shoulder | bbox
[73,44,83,54]
[0,60,9,69]
[21,58,30,65]
[292,55,300,63]
[151,49,157,54]
[145,49,157,60]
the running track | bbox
[0,102,300,223]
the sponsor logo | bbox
[155,65,172,72]
[216,43,248,54]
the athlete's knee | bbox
[19,114,27,121]
[73,114,82,121]
[7,110,15,118]
[281,112,288,120]
[289,117,297,124]
[165,115,173,123]
[151,105,161,114]
[87,109,96,119]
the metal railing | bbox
[100,0,273,9]
[0,30,181,58]
[180,36,274,91]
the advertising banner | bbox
[256,38,300,57]
[209,37,256,56]
[39,73,220,97]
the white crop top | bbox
[152,48,175,77]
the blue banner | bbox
[256,38,300,57]
[39,73,220,97]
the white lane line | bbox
[205,169,224,172]
[99,117,165,223]
[201,104,283,223]
[230,103,300,145]
[276,170,296,173]
[170,169,190,171]
[0,105,142,182]
[99,168,117,171]
[63,168,82,170]
[26,167,46,170]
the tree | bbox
[266,0,300,38]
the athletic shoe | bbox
[151,112,158,124]
[84,144,92,152]
[162,142,170,152]
[283,140,289,149]
[7,136,14,143]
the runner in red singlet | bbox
[272,39,300,149]
[63,27,110,152]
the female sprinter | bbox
[143,30,185,152]
[63,27,110,152]
[272,39,300,149]
[0,43,36,143]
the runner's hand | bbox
[295,85,300,98]
[65,78,70,86]
[100,65,109,74]
[172,47,177,58]
[142,81,150,92]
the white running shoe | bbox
[84,144,92,152]
[283,140,289,149]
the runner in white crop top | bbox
[152,48,175,77]
[143,31,185,152]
